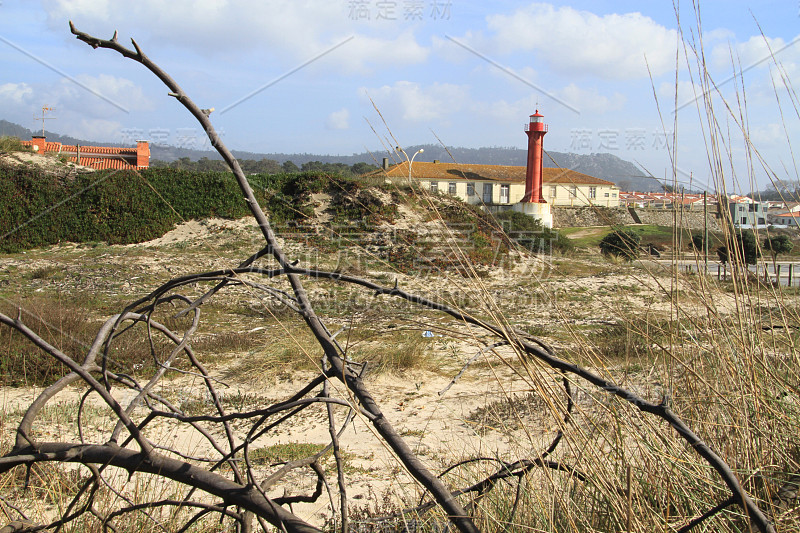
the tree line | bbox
[152,157,378,177]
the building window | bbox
[589,187,597,199]
[550,186,557,198]
[467,182,475,196]
[483,183,493,203]
[758,218,765,225]
[612,193,617,198]
[500,184,510,203]
[448,182,457,195]
[430,181,438,193]
[741,217,747,225]
[569,186,577,197]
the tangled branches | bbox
[0,23,778,533]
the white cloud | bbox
[658,80,706,111]
[483,3,678,80]
[46,0,428,72]
[711,35,800,73]
[0,75,148,118]
[366,81,469,122]
[558,84,625,113]
[0,83,36,128]
[29,74,154,119]
[477,98,537,125]
[70,74,152,112]
[749,122,785,146]
[0,83,34,106]
[344,32,429,74]
[703,28,736,44]
[471,62,540,87]
[68,118,125,140]
[0,75,151,141]
[696,34,800,111]
[326,108,350,130]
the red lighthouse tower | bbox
[522,110,548,203]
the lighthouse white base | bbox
[513,202,553,228]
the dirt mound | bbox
[0,149,95,177]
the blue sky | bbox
[1,1,799,192]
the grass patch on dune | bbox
[0,295,97,386]
[0,136,31,153]
[560,224,679,249]
[248,442,327,465]
[223,319,440,381]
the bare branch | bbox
[0,20,772,533]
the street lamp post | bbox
[396,146,424,180]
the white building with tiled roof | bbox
[380,160,620,208]
[771,211,800,228]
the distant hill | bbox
[1,120,662,191]
[542,151,664,192]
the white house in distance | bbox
[619,191,718,209]
[379,111,619,227]
[771,211,800,228]
[767,201,800,228]
[728,197,768,229]
[382,161,619,208]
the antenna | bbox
[33,106,56,137]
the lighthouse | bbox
[514,110,553,227]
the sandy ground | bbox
[0,356,562,522]
[0,204,757,527]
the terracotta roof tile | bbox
[61,145,136,155]
[381,161,616,186]
[20,138,144,170]
[65,156,139,170]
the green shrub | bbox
[494,210,573,254]
[598,227,641,260]
[691,233,708,251]
[717,230,761,266]
[764,234,794,265]
[0,136,30,153]
[0,167,340,252]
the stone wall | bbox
[552,206,720,230]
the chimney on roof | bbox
[31,136,46,153]
[433,159,440,164]
[136,140,150,169]
[522,110,547,203]
[382,157,389,170]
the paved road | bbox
[638,258,800,286]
